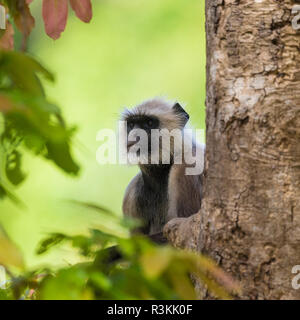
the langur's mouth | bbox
[127,137,140,150]
[127,141,137,149]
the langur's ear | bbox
[172,102,190,126]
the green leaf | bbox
[39,267,93,300]
[0,51,54,96]
[140,247,172,278]
[5,150,26,186]
[36,233,66,255]
[1,90,80,175]
[89,271,111,291]
[67,200,115,216]
[45,140,79,175]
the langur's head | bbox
[120,98,190,165]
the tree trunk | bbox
[164,0,300,299]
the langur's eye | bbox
[128,122,134,129]
[147,119,153,127]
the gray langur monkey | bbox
[121,97,205,237]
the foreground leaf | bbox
[39,267,93,300]
[70,0,92,23]
[0,51,54,95]
[36,233,66,255]
[42,0,68,40]
[1,90,79,175]
[14,0,35,38]
[5,150,26,186]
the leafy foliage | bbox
[0,50,79,201]
[0,203,239,300]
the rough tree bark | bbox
[164,0,300,299]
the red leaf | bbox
[69,0,92,23]
[14,1,35,38]
[42,0,68,40]
[0,22,14,50]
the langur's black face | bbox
[126,115,160,149]
[122,100,190,165]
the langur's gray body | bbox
[122,98,204,235]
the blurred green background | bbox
[0,0,205,269]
